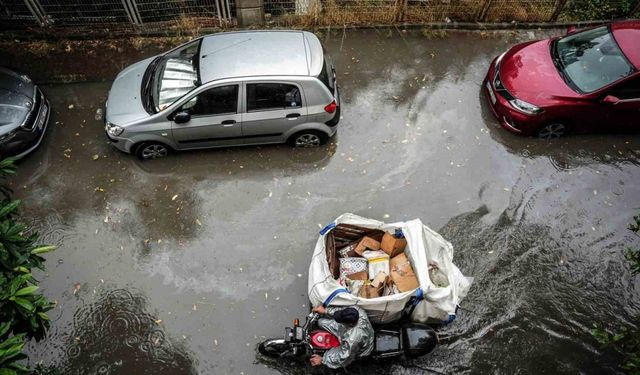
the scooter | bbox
[258,311,438,360]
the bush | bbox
[0,158,55,374]
[562,0,636,21]
[592,214,640,374]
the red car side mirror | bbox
[602,95,620,105]
[566,25,577,35]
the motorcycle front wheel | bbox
[258,338,293,358]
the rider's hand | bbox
[312,305,327,314]
[310,354,323,367]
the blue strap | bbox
[411,288,424,306]
[319,222,336,235]
[443,314,456,325]
[323,288,348,307]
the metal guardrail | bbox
[0,0,638,29]
[0,0,233,28]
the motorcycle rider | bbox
[309,305,374,369]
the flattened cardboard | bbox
[389,253,419,292]
[381,232,407,258]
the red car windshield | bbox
[553,26,635,93]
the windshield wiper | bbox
[141,56,162,114]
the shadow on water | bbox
[478,89,640,171]
[52,288,197,375]
[256,352,446,375]
[12,82,337,244]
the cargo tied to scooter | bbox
[308,213,473,324]
[338,232,420,298]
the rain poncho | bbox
[318,306,374,369]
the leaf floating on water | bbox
[195,219,202,226]
[155,319,162,325]
[92,154,99,160]
[68,104,74,109]
[72,283,81,295]
[171,194,178,201]
[264,292,268,300]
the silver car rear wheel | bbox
[294,133,321,148]
[137,143,169,160]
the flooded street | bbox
[14,29,640,374]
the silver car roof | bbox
[198,30,324,84]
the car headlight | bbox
[509,98,543,115]
[105,122,124,137]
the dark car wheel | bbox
[135,142,170,160]
[288,130,328,148]
[537,123,567,139]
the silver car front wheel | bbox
[137,143,169,160]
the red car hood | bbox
[499,40,580,104]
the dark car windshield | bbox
[553,26,635,93]
[150,39,201,112]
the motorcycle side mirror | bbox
[602,95,620,105]
[174,111,191,124]
[566,25,577,35]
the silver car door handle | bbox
[221,119,236,127]
[286,113,301,120]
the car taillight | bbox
[324,100,337,114]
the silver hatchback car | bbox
[105,30,340,159]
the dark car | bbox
[0,67,50,158]
[485,20,640,138]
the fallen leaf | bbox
[92,154,99,160]
[171,194,178,201]
[68,104,74,109]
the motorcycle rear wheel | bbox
[258,338,292,358]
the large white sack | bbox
[308,213,473,324]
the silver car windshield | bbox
[153,39,201,112]
[553,26,634,93]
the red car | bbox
[485,20,640,138]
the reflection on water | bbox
[57,289,196,375]
[479,90,640,171]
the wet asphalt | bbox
[13,29,640,374]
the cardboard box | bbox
[389,253,419,292]
[363,250,390,279]
[354,236,381,256]
[370,272,387,287]
[359,273,388,299]
[338,243,357,258]
[347,271,369,281]
[381,232,407,258]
